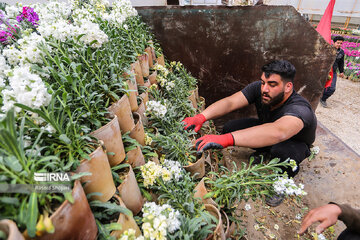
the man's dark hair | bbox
[261,60,296,83]
[333,36,344,43]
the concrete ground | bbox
[221,122,360,239]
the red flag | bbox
[316,0,336,44]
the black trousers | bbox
[222,118,311,177]
[338,229,360,240]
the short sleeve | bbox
[241,81,261,104]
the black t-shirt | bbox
[241,81,317,146]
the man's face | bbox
[260,73,286,107]
[334,40,343,49]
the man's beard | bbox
[262,91,285,108]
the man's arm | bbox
[201,91,249,121]
[336,203,360,234]
[338,51,345,77]
[231,115,304,148]
[196,115,304,153]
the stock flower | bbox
[16,6,39,26]
[141,202,181,238]
[162,159,183,181]
[1,66,51,113]
[244,203,251,211]
[310,146,320,155]
[289,159,298,172]
[273,177,307,196]
[140,161,172,187]
[144,133,153,145]
[146,100,167,118]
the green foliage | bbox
[205,158,290,209]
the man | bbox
[182,60,317,205]
[299,203,360,239]
[320,36,345,108]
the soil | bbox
[220,78,360,240]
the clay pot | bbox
[24,180,98,240]
[126,79,138,112]
[108,95,135,134]
[188,89,197,109]
[204,204,226,240]
[145,47,154,68]
[126,146,145,168]
[117,165,144,215]
[135,100,148,127]
[76,146,116,202]
[156,55,165,67]
[110,195,142,239]
[131,61,144,86]
[221,210,230,239]
[90,116,125,167]
[137,54,149,77]
[129,112,145,146]
[0,220,24,240]
[194,86,199,101]
[183,154,205,179]
[139,91,149,107]
[194,178,218,207]
[148,70,157,85]
[199,96,206,112]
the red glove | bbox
[182,114,206,132]
[195,133,234,155]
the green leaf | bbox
[71,172,92,180]
[64,191,74,204]
[0,196,20,206]
[105,223,122,231]
[26,192,38,238]
[3,155,23,172]
[59,134,72,145]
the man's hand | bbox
[195,133,234,155]
[182,114,206,132]
[339,72,345,78]
[298,204,342,235]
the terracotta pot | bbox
[110,195,142,239]
[0,220,24,240]
[156,55,165,67]
[131,61,144,86]
[126,146,145,167]
[126,79,138,112]
[129,112,145,146]
[90,116,125,167]
[199,96,206,112]
[221,210,230,239]
[183,154,205,179]
[135,100,148,127]
[33,180,97,240]
[76,146,116,202]
[108,95,135,134]
[145,47,154,68]
[194,86,199,101]
[194,178,218,207]
[137,54,149,77]
[150,47,156,62]
[139,91,149,107]
[204,204,226,240]
[148,70,157,85]
[117,165,144,215]
[188,89,197,109]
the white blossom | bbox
[162,159,183,181]
[244,203,251,211]
[273,177,307,196]
[146,100,167,118]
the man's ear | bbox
[285,82,293,93]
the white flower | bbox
[274,224,279,230]
[295,213,302,220]
[310,146,320,155]
[146,100,167,118]
[140,161,172,187]
[254,224,260,231]
[1,67,51,113]
[165,81,175,91]
[318,233,327,240]
[289,159,298,172]
[273,177,307,196]
[162,159,183,181]
[244,203,251,211]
